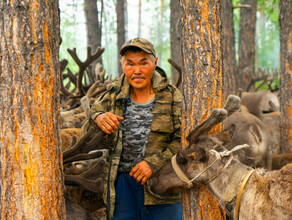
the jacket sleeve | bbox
[144,88,182,173]
[81,90,113,135]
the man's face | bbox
[121,50,158,90]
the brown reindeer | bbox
[240,90,279,117]
[147,107,292,220]
[223,111,272,170]
[63,128,115,219]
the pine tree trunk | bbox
[138,0,142,37]
[279,0,292,153]
[170,0,182,89]
[180,0,225,219]
[116,0,126,76]
[221,0,238,98]
[0,1,65,219]
[238,0,257,91]
[84,0,103,81]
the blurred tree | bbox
[170,0,182,88]
[0,0,65,218]
[221,0,238,98]
[180,0,225,219]
[279,0,292,153]
[116,0,126,76]
[238,0,258,91]
[84,0,103,82]
[138,0,142,37]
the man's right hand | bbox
[94,112,124,134]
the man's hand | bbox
[130,161,153,185]
[94,112,124,134]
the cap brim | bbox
[119,45,154,56]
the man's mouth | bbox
[132,76,146,80]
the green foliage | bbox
[232,0,280,70]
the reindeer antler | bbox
[187,109,228,143]
[62,128,114,162]
[67,46,105,97]
[168,58,182,88]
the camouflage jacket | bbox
[81,68,182,217]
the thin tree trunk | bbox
[157,0,164,67]
[138,0,142,37]
[238,0,257,91]
[116,0,126,76]
[180,0,225,219]
[0,1,65,219]
[84,0,103,81]
[221,0,238,98]
[170,0,182,89]
[279,0,292,153]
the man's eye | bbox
[142,62,147,65]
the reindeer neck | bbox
[208,159,251,203]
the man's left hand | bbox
[130,161,153,185]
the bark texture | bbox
[84,0,102,80]
[238,0,257,90]
[170,0,182,89]
[221,0,238,98]
[116,0,126,76]
[279,0,292,153]
[180,0,225,219]
[138,0,142,37]
[0,1,65,219]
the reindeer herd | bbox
[59,47,292,219]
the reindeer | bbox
[63,128,115,219]
[59,46,116,129]
[240,90,279,117]
[222,111,272,170]
[147,106,292,220]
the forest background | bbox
[60,0,280,83]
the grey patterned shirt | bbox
[118,95,155,172]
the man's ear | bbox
[155,57,158,66]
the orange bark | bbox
[0,1,65,218]
[181,0,224,219]
[279,0,292,153]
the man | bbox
[83,38,182,219]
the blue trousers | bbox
[110,173,182,220]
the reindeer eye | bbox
[177,152,188,164]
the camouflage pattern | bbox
[119,38,156,57]
[119,96,155,172]
[81,68,182,217]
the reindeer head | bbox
[148,108,236,196]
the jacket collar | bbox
[115,67,169,100]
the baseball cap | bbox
[119,38,156,57]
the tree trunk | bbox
[138,0,142,37]
[180,1,225,219]
[238,0,257,91]
[221,0,238,98]
[279,0,292,153]
[116,0,126,76]
[157,0,164,67]
[84,0,103,81]
[170,0,182,89]
[0,1,65,219]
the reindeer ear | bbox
[188,147,208,162]
[249,124,263,144]
[186,129,196,143]
[217,124,235,145]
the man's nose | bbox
[133,65,142,74]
